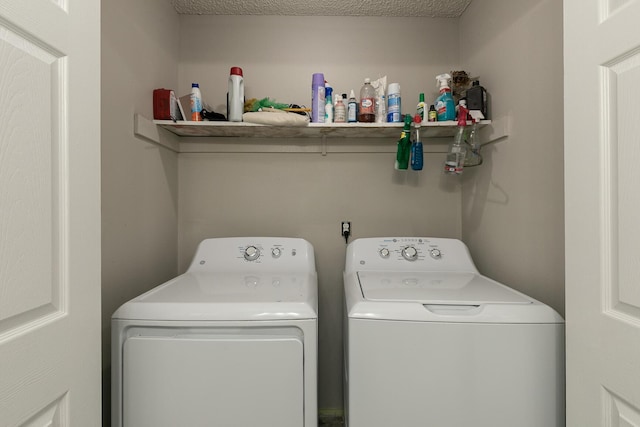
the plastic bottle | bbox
[387,83,401,123]
[190,83,203,121]
[416,93,426,123]
[347,90,358,123]
[466,80,488,119]
[444,100,469,174]
[227,67,244,122]
[376,90,386,123]
[311,73,325,123]
[428,104,437,122]
[358,78,376,123]
[395,114,413,170]
[464,119,483,167]
[324,85,334,123]
[334,95,346,123]
[411,116,423,171]
[435,73,456,121]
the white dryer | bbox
[343,237,564,427]
[112,237,317,427]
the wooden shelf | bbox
[133,114,507,154]
[152,119,492,139]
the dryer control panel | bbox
[187,237,316,273]
[345,237,478,274]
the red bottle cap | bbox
[230,66,243,76]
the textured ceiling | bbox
[171,0,472,18]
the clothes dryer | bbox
[343,237,564,427]
[112,237,317,427]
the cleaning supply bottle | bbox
[464,119,483,167]
[428,104,437,122]
[411,115,423,171]
[435,73,456,121]
[444,100,469,174]
[325,85,334,123]
[358,78,376,123]
[347,90,358,123]
[466,80,488,119]
[416,93,426,123]
[190,83,203,121]
[395,114,412,170]
[227,67,244,122]
[334,95,346,123]
[387,83,401,122]
[311,73,325,123]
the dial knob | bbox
[430,248,442,259]
[244,245,260,261]
[401,246,418,261]
[271,247,282,258]
[379,248,390,259]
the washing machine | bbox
[112,237,317,427]
[343,237,565,427]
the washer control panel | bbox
[374,238,442,263]
[346,237,477,274]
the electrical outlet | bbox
[341,221,351,243]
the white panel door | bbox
[565,0,640,425]
[0,0,101,425]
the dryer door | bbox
[122,330,304,427]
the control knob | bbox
[379,248,390,259]
[429,249,442,259]
[271,247,282,258]
[401,246,418,261]
[244,245,261,261]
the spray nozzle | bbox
[436,73,452,89]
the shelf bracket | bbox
[134,114,179,152]
[321,135,327,156]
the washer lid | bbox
[112,272,318,321]
[358,271,531,305]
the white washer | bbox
[343,237,564,427]
[112,237,317,427]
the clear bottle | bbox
[444,100,469,175]
[358,78,376,123]
[334,95,347,123]
[347,90,358,123]
[444,126,467,174]
[464,120,483,167]
[190,83,203,121]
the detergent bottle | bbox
[435,74,456,121]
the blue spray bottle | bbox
[411,115,423,171]
[435,73,456,121]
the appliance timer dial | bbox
[401,246,418,261]
[244,246,260,261]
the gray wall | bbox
[101,0,180,423]
[459,0,565,316]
